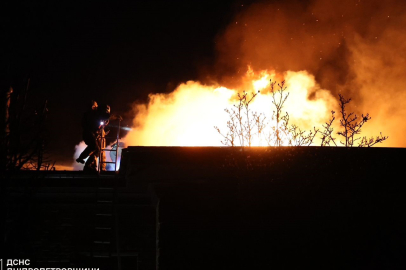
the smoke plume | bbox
[121,0,406,148]
[213,0,406,146]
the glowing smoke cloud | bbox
[123,0,404,147]
[213,0,406,147]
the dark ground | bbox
[3,146,406,269]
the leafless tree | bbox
[214,108,238,146]
[253,111,266,146]
[3,80,52,171]
[266,81,289,146]
[320,110,337,146]
[288,124,319,146]
[216,84,388,148]
[217,80,319,147]
[265,80,318,146]
[215,91,264,147]
[358,133,388,147]
[337,94,388,147]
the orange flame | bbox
[123,67,338,147]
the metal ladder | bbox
[92,185,121,270]
[93,117,123,269]
[98,118,122,172]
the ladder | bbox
[94,117,123,269]
[98,118,122,172]
[92,185,122,270]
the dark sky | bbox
[3,0,251,165]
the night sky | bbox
[3,0,252,165]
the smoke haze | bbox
[213,0,406,146]
[113,0,406,150]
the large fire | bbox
[122,68,339,147]
[72,0,406,170]
[122,0,406,148]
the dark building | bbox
[3,146,406,269]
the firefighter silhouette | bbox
[76,101,110,171]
